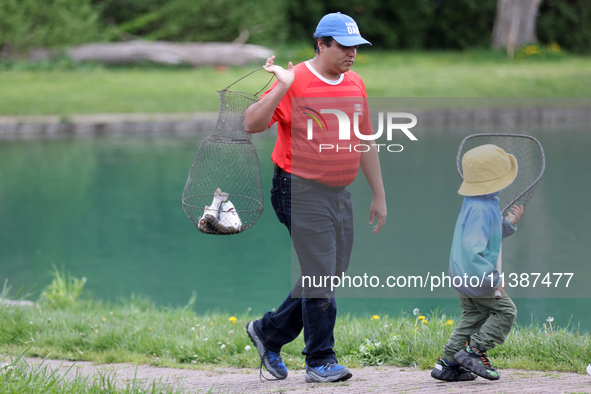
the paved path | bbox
[18,358,591,393]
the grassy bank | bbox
[0,352,183,394]
[1,47,591,116]
[1,269,590,375]
[3,300,590,374]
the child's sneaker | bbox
[587,363,591,376]
[454,343,500,380]
[431,356,477,382]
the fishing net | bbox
[182,68,273,235]
[456,133,545,231]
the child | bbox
[431,144,524,382]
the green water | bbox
[1,128,590,330]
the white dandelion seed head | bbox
[413,308,420,316]
[245,345,251,351]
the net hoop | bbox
[456,133,546,215]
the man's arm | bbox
[243,56,294,134]
[360,144,387,235]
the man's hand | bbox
[369,197,387,235]
[507,204,524,225]
[359,143,386,235]
[243,56,293,133]
[263,56,294,86]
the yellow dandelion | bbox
[210,322,214,325]
[421,319,429,324]
[418,316,425,320]
[102,317,108,322]
[523,44,540,56]
[372,315,380,320]
[446,320,454,326]
[229,316,237,325]
[148,327,152,331]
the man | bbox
[243,12,387,383]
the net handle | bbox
[223,66,275,97]
[455,133,546,214]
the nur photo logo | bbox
[301,107,418,152]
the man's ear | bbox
[317,39,325,52]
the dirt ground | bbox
[14,357,591,393]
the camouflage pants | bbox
[443,292,517,364]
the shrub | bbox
[286,0,499,50]
[0,0,104,55]
[537,0,591,54]
[425,0,498,49]
[113,0,287,46]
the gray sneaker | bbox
[246,321,288,381]
[305,363,352,383]
[431,356,477,381]
[454,343,500,381]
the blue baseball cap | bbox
[314,12,371,47]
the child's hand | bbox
[507,204,524,225]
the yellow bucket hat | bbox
[458,144,518,196]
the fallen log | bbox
[65,40,273,67]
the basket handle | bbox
[223,66,275,97]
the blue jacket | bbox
[448,192,516,296]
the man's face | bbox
[321,40,358,74]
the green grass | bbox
[2,301,590,374]
[0,350,184,394]
[1,297,589,374]
[1,46,590,116]
[1,269,590,393]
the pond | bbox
[0,126,589,330]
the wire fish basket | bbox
[182,68,273,235]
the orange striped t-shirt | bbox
[263,61,373,186]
